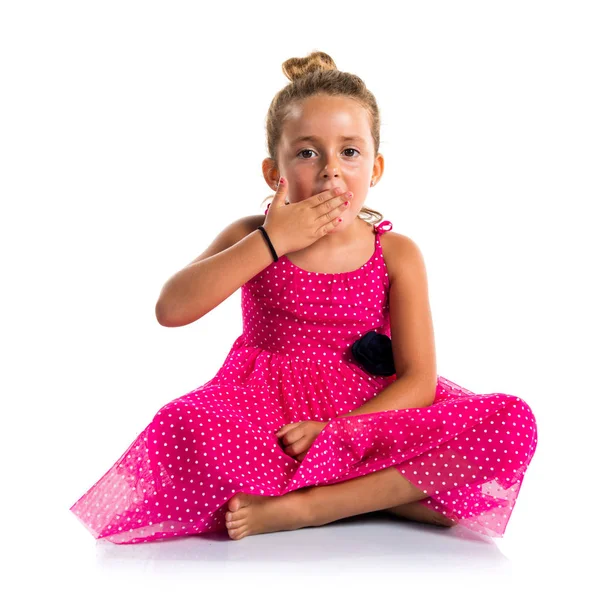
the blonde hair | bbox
[261,50,384,225]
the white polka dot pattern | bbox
[69,220,538,543]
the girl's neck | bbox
[285,217,374,262]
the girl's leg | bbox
[225,465,457,540]
[383,502,457,527]
[303,465,455,528]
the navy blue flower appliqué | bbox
[351,331,396,376]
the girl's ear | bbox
[261,157,279,190]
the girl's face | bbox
[273,94,382,215]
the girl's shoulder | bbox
[379,230,425,287]
[224,214,265,244]
[246,214,267,231]
[180,215,264,270]
[226,214,265,248]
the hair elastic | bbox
[257,226,279,262]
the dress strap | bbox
[374,220,393,234]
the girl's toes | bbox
[229,527,247,540]
[228,492,251,513]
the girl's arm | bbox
[155,217,275,327]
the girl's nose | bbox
[323,164,339,177]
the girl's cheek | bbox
[288,186,311,203]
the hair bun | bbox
[282,51,337,82]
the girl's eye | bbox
[297,148,360,159]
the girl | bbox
[70,51,537,544]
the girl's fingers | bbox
[276,422,296,437]
[283,434,306,451]
[284,436,308,455]
[272,176,287,207]
[276,421,306,439]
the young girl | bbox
[70,51,537,544]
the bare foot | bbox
[225,490,312,540]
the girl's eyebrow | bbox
[291,135,366,145]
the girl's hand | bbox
[275,420,328,462]
[263,177,352,256]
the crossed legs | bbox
[225,465,457,540]
[304,465,457,528]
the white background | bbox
[2,1,598,598]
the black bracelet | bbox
[257,225,279,262]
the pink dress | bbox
[69,217,538,544]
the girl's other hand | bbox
[275,420,328,462]
[263,177,352,256]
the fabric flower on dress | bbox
[351,330,396,376]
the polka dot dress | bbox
[69,218,538,544]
